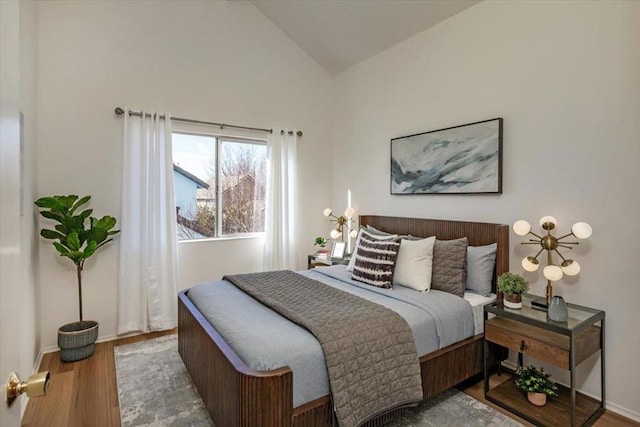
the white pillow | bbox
[346,229,399,272]
[393,236,436,291]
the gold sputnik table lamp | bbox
[323,207,358,241]
[513,216,592,309]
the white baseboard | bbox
[96,331,139,343]
[32,348,44,372]
[607,402,640,423]
[500,361,639,422]
[40,330,151,355]
[40,344,58,355]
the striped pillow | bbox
[351,232,401,289]
[347,228,399,272]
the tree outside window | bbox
[172,132,266,240]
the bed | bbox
[178,215,509,427]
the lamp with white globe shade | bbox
[543,265,563,281]
[513,220,531,236]
[522,256,540,272]
[512,216,591,309]
[572,222,592,239]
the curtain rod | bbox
[114,107,303,137]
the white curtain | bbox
[263,128,298,271]
[118,107,179,334]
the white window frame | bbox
[172,128,267,241]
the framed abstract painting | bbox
[391,118,503,194]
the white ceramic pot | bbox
[503,293,522,309]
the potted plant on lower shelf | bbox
[516,365,559,406]
[497,272,529,309]
[35,195,119,362]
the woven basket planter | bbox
[58,321,99,362]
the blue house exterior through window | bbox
[172,132,266,240]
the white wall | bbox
[37,1,333,349]
[178,236,265,291]
[331,0,640,418]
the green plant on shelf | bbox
[314,237,327,247]
[515,365,559,397]
[497,272,529,295]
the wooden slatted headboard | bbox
[359,215,509,296]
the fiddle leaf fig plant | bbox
[35,195,120,328]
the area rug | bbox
[114,335,213,426]
[115,335,521,427]
[383,387,521,427]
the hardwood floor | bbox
[23,330,637,426]
[457,373,638,427]
[22,329,176,427]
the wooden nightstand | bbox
[307,254,350,269]
[483,294,605,427]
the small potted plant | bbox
[314,237,329,257]
[516,365,559,406]
[314,237,328,248]
[497,272,529,309]
[35,195,119,362]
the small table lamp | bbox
[323,207,358,241]
[513,216,592,308]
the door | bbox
[1,1,26,425]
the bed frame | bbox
[178,215,509,427]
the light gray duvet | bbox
[187,265,474,407]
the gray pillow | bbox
[431,237,468,297]
[365,224,412,240]
[466,243,497,297]
[364,224,391,236]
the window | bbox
[172,132,267,240]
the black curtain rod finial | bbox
[114,107,125,116]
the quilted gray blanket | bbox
[224,270,423,427]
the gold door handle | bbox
[5,371,50,407]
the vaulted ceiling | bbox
[251,0,480,75]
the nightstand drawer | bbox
[485,317,570,369]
